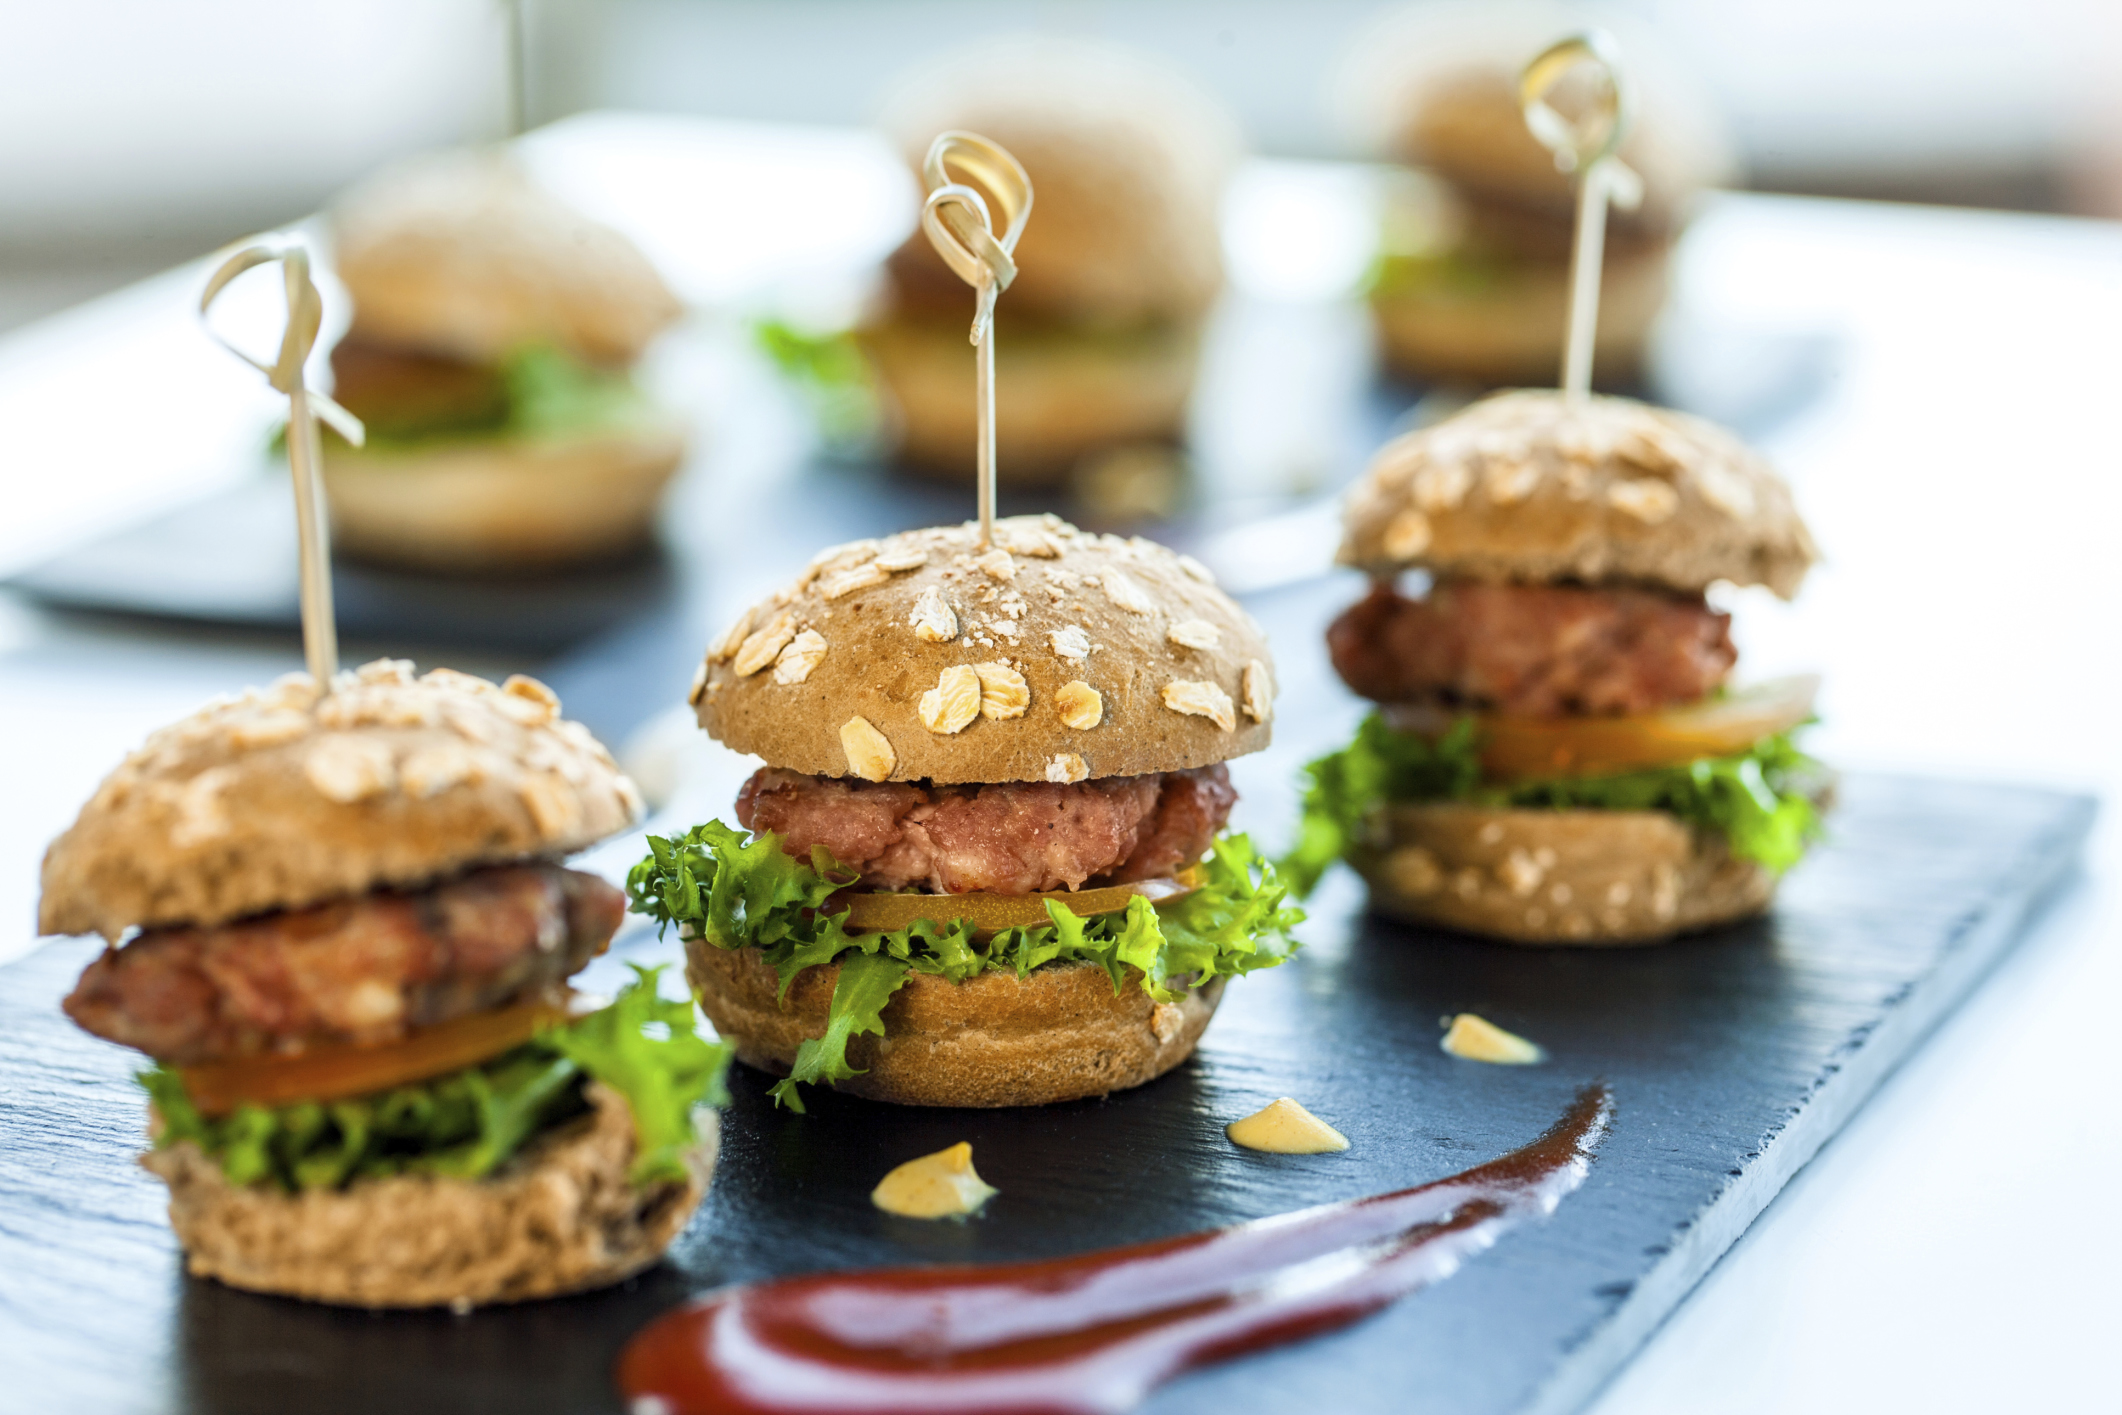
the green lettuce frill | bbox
[140,966,730,1193]
[312,343,658,452]
[1284,714,1824,898]
[626,824,1303,1112]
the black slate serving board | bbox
[0,774,2091,1415]
[0,273,1825,665]
[2,477,683,657]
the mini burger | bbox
[860,38,1239,484]
[42,660,729,1307]
[1347,5,1732,387]
[322,149,687,571]
[629,514,1301,1108]
[1289,390,1823,944]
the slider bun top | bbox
[1339,390,1816,599]
[693,515,1274,785]
[878,36,1239,326]
[39,661,643,941]
[1343,2,1734,231]
[330,149,681,367]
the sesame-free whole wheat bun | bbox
[150,1083,718,1308]
[692,515,1274,785]
[319,418,687,573]
[688,948,1223,1108]
[1352,803,1773,945]
[39,659,643,941]
[1339,390,1816,599]
[330,150,680,368]
[1343,3,1734,235]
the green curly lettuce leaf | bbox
[542,967,733,1184]
[501,343,654,440]
[753,318,880,444]
[627,825,1303,1111]
[775,948,913,1105]
[306,342,657,454]
[141,966,730,1193]
[1365,245,1520,301]
[1284,713,1824,898]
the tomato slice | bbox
[179,989,603,1118]
[1386,675,1818,782]
[1472,675,1819,780]
[830,870,1201,935]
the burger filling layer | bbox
[631,771,1301,1111]
[65,864,624,1065]
[137,966,729,1195]
[1290,577,1821,897]
[325,338,654,450]
[734,766,1236,895]
[1326,580,1735,718]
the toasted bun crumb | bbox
[694,516,1273,783]
[144,1083,715,1309]
[687,942,1222,1107]
[39,660,642,939]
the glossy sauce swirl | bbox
[619,1086,1612,1414]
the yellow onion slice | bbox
[1471,675,1819,781]
[830,870,1200,935]
[178,988,602,1117]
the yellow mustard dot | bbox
[1225,1097,1350,1154]
[870,1142,999,1219]
[1440,1013,1546,1065]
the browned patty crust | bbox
[64,865,624,1065]
[1327,579,1736,718]
[734,766,1237,894]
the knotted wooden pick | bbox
[918,131,1032,546]
[1520,31,1646,401]
[200,240,365,688]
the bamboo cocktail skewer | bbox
[1520,31,1645,401]
[199,240,366,688]
[917,131,1032,546]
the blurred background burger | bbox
[1342,1,1734,389]
[1290,389,1823,943]
[860,37,1240,493]
[321,148,688,573]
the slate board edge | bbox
[1525,791,2097,1415]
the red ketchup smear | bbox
[618,1086,1612,1415]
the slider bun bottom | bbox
[1371,246,1669,388]
[1353,803,1774,946]
[687,940,1223,1108]
[144,1083,715,1308]
[859,320,1200,483]
[320,421,685,573]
